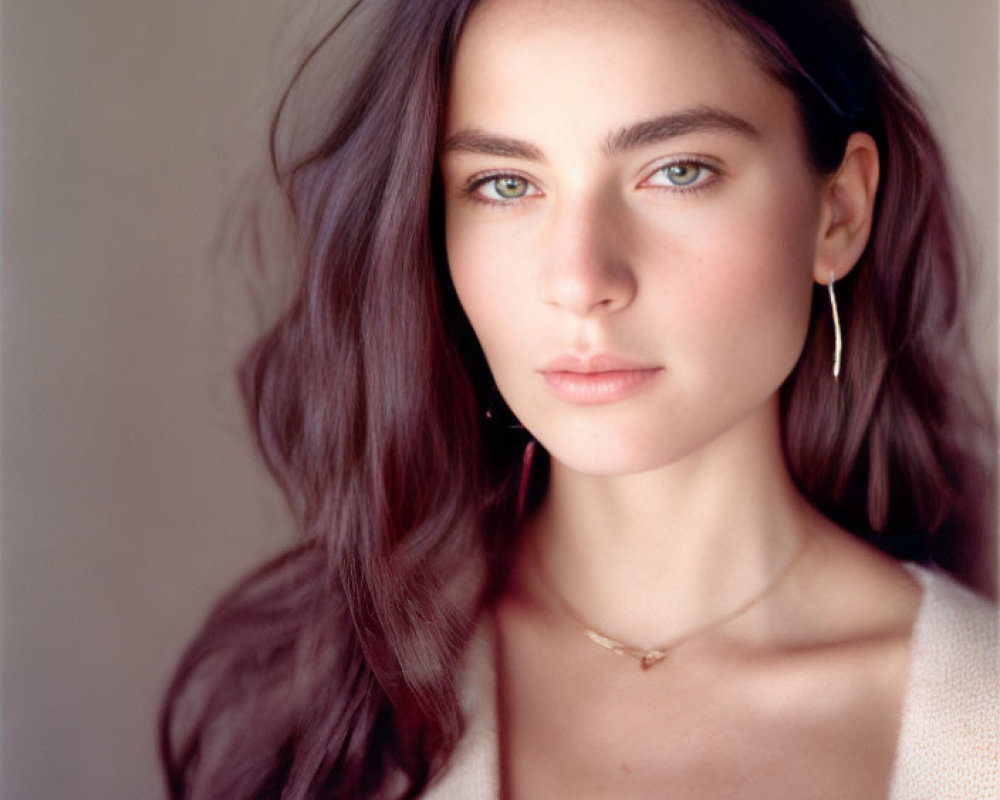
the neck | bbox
[521,399,816,647]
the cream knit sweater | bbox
[422,565,998,800]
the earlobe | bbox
[814,132,880,283]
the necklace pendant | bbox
[640,650,668,670]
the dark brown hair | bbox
[160,1,995,798]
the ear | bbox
[814,132,880,284]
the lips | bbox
[538,353,663,404]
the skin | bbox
[440,0,921,797]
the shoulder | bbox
[890,564,998,800]
[903,564,997,687]
[420,615,500,800]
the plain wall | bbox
[1,1,997,798]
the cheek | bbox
[445,215,526,362]
[658,182,820,374]
[746,184,822,342]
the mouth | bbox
[538,354,664,404]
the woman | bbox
[160,1,998,798]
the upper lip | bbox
[539,353,661,373]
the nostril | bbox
[541,270,636,317]
[538,210,638,315]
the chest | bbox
[496,621,909,800]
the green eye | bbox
[466,173,541,204]
[493,176,530,198]
[662,162,702,186]
[643,159,717,192]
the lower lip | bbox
[540,368,663,404]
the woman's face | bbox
[441,0,828,476]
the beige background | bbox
[1,1,997,798]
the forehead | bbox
[446,0,794,141]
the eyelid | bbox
[638,155,722,192]
[463,170,544,205]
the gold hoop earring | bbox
[827,271,842,380]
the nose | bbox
[538,194,637,316]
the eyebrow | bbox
[603,107,760,155]
[440,129,544,160]
[440,106,760,161]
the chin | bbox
[533,427,697,478]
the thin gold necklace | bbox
[532,537,808,671]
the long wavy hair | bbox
[160,1,995,798]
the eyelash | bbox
[462,171,540,206]
[461,157,721,206]
[640,157,721,193]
